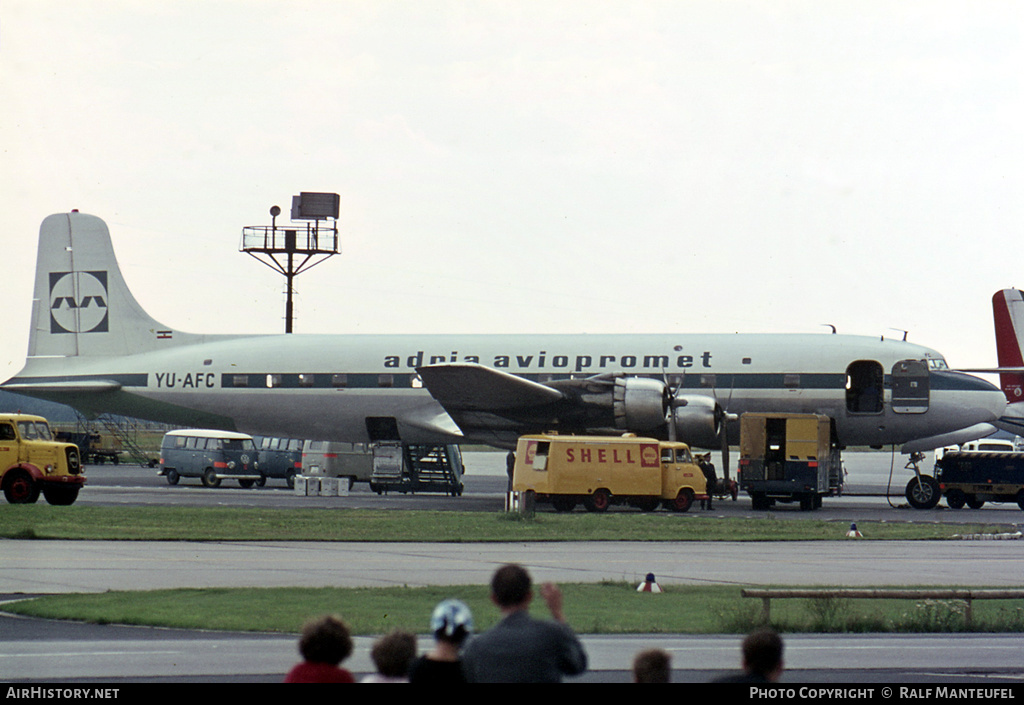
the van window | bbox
[0,424,15,441]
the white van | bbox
[960,439,1017,453]
[301,440,374,489]
[159,429,260,487]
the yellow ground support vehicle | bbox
[0,413,85,505]
[738,412,842,511]
[512,434,708,512]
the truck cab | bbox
[0,413,85,505]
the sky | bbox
[2,1,1023,384]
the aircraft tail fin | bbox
[992,288,1024,404]
[27,212,203,360]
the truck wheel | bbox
[165,470,180,486]
[966,496,985,509]
[945,489,966,509]
[667,489,694,513]
[905,475,940,509]
[750,493,770,511]
[42,484,80,505]
[1017,490,1024,511]
[584,488,611,513]
[3,470,40,504]
[201,468,221,488]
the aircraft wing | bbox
[955,367,1024,373]
[900,423,997,454]
[416,364,573,448]
[414,362,706,451]
[1,379,122,393]
[416,363,565,411]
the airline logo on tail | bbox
[992,289,1024,402]
[49,270,109,334]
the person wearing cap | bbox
[408,599,475,683]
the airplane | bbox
[1,211,1008,476]
[956,288,1024,437]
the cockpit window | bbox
[925,357,948,370]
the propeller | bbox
[661,369,736,483]
[662,371,684,444]
[712,376,737,483]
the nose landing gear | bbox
[904,452,940,509]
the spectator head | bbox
[430,598,474,646]
[742,628,784,681]
[632,648,671,683]
[490,563,533,609]
[370,629,418,678]
[298,615,353,665]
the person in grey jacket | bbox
[461,563,587,683]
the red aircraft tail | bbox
[992,289,1024,403]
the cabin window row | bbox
[223,372,594,389]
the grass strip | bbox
[0,505,1016,541]
[5,583,1024,635]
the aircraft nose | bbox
[944,372,1006,422]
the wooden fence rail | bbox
[740,589,1024,629]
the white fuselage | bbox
[8,332,1006,450]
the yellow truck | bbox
[738,412,842,511]
[0,413,85,505]
[512,434,709,513]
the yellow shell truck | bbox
[0,413,85,505]
[512,434,709,512]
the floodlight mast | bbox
[240,192,341,333]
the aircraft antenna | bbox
[240,193,341,333]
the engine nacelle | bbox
[612,377,668,431]
[669,395,721,449]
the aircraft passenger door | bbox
[845,361,884,414]
[891,359,930,414]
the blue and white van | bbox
[252,436,304,487]
[159,429,261,488]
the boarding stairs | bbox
[370,443,464,496]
